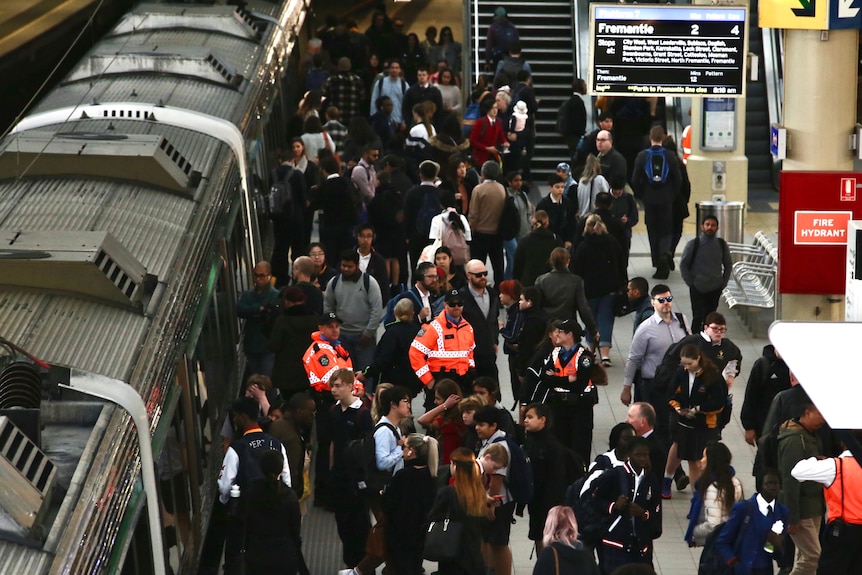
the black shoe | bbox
[676,474,690,491]
[653,268,669,280]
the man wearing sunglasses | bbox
[459,260,501,381]
[409,289,477,397]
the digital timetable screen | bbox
[590,5,748,97]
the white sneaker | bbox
[337,570,358,575]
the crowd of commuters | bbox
[205,5,861,575]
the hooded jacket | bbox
[777,419,825,523]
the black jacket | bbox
[572,233,627,299]
[366,320,423,395]
[591,463,663,552]
[741,344,790,437]
[513,227,561,287]
[631,145,682,207]
[268,305,319,393]
[532,542,597,575]
[459,285,500,360]
[535,196,576,244]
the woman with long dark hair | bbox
[684,441,744,546]
[427,447,492,575]
[430,26,462,74]
[664,344,728,492]
[243,450,306,574]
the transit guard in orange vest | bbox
[409,290,476,397]
[791,437,862,573]
[303,312,353,393]
[681,124,692,165]
[303,311,353,508]
[522,318,602,463]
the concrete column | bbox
[780,28,859,321]
[685,0,750,221]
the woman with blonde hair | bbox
[532,506,598,574]
[382,434,440,574]
[428,447,492,574]
[572,213,626,367]
[576,155,610,217]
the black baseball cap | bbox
[319,311,342,325]
[556,319,583,337]
[444,289,464,305]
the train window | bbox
[119,510,155,575]
[156,411,195,569]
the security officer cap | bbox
[319,311,342,325]
[444,289,464,304]
[556,318,583,338]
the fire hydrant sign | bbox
[779,171,862,294]
[794,211,852,244]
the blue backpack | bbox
[462,101,482,137]
[644,147,670,185]
[491,436,534,505]
[382,288,421,325]
[415,189,442,237]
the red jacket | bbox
[469,115,506,166]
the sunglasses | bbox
[653,296,673,303]
[469,271,488,278]
[447,301,465,307]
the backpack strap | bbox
[375,420,400,441]
[675,312,688,335]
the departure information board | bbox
[590,5,747,97]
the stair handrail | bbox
[762,26,783,133]
[467,0,480,89]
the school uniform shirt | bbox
[478,429,512,504]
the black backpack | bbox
[643,148,670,185]
[344,421,400,493]
[416,188,442,236]
[491,435,534,505]
[497,194,521,240]
[565,467,627,547]
[556,100,571,135]
[650,313,689,395]
[268,167,294,218]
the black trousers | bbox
[818,520,862,575]
[470,231,504,286]
[689,286,722,333]
[549,401,594,464]
[332,484,371,567]
[644,205,673,268]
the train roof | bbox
[0,0,301,570]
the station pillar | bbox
[780,28,858,321]
[685,0,749,217]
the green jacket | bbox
[778,419,825,523]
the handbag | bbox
[423,517,464,561]
[419,222,443,264]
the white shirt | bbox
[792,450,850,486]
[358,251,371,272]
[429,209,473,241]
[478,429,512,504]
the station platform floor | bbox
[297,191,780,575]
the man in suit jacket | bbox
[459,259,500,380]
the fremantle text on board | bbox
[794,211,852,245]
[591,5,747,97]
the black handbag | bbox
[423,518,464,561]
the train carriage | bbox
[0,1,307,572]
